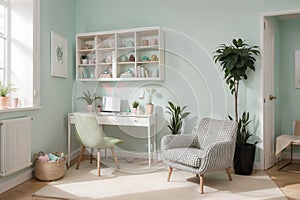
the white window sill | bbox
[0,106,42,113]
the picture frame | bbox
[51,31,68,78]
[295,50,300,88]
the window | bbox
[0,0,40,111]
[0,0,7,84]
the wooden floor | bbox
[0,160,300,200]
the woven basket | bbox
[34,159,65,181]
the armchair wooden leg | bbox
[97,150,101,176]
[199,174,204,194]
[226,168,232,181]
[111,147,119,169]
[167,167,173,182]
[76,146,86,170]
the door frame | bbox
[260,9,300,170]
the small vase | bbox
[146,104,154,115]
[11,98,19,108]
[86,104,93,112]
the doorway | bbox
[262,10,300,170]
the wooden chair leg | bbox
[97,150,101,176]
[199,174,204,194]
[76,146,86,170]
[226,168,232,181]
[111,147,119,169]
[90,148,94,164]
[167,167,173,182]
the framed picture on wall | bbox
[51,31,68,78]
[295,50,300,88]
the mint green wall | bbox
[2,1,300,181]
[37,0,77,153]
[274,18,300,136]
[74,0,300,159]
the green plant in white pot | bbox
[131,101,139,114]
[77,90,101,112]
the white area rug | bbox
[33,159,287,200]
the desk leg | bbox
[148,124,151,167]
[67,115,71,169]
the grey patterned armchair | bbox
[161,118,237,194]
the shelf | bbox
[97,47,115,52]
[76,27,164,81]
[78,64,96,66]
[118,62,135,65]
[98,62,112,65]
[137,61,159,64]
[137,45,159,50]
[78,49,96,52]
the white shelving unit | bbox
[76,27,164,81]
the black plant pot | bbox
[233,143,256,175]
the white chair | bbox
[276,120,300,170]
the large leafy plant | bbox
[77,90,100,105]
[214,38,260,121]
[166,101,190,135]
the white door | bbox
[263,17,276,169]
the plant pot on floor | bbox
[233,143,256,175]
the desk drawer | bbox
[122,117,149,126]
[96,116,122,125]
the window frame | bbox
[0,0,40,113]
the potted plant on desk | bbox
[77,90,101,112]
[131,101,139,114]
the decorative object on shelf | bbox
[51,31,68,78]
[77,90,101,112]
[0,82,17,108]
[214,38,260,175]
[141,56,150,61]
[81,55,88,64]
[151,68,158,77]
[165,101,190,135]
[120,55,127,62]
[151,55,158,61]
[120,69,134,78]
[129,55,135,62]
[150,38,158,45]
[131,101,139,114]
[127,40,134,47]
[142,39,149,46]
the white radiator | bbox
[0,117,32,177]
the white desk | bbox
[67,112,157,167]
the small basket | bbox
[34,158,65,181]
